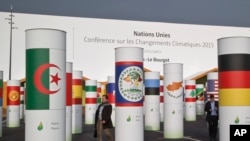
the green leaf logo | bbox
[127,115,131,122]
[151,108,153,112]
[234,116,240,124]
[37,122,43,131]
[172,110,175,114]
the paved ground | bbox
[0,115,218,141]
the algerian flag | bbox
[26,49,65,110]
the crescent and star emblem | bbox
[34,63,61,95]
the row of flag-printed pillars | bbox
[1,28,249,141]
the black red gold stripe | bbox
[219,89,250,106]
[219,71,250,88]
[218,54,250,71]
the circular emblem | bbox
[9,90,19,101]
[118,66,143,102]
[34,63,61,95]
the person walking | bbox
[94,95,114,141]
[204,94,219,141]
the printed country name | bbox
[134,31,171,38]
[51,122,60,130]
[51,127,60,130]
[144,57,170,63]
[51,122,60,125]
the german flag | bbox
[217,36,250,141]
[218,39,250,106]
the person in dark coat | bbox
[204,94,219,141]
[94,95,114,141]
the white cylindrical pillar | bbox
[107,76,116,126]
[7,80,20,128]
[115,47,144,141]
[160,80,164,122]
[25,29,66,141]
[72,70,83,134]
[20,86,25,120]
[184,80,196,121]
[206,72,219,101]
[218,37,250,141]
[66,62,72,141]
[0,71,3,137]
[196,84,205,115]
[163,63,183,139]
[85,79,97,125]
[144,71,160,131]
[96,82,102,106]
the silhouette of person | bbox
[204,94,219,141]
[94,95,114,141]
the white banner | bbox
[0,12,250,81]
